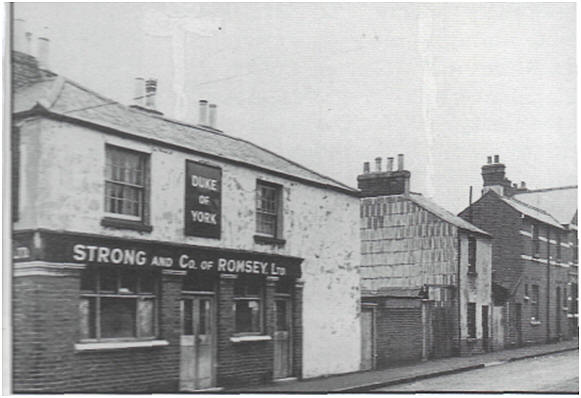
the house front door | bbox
[273,298,292,379]
[180,296,215,391]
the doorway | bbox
[360,304,376,370]
[180,296,215,391]
[273,298,292,379]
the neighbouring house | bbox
[358,155,493,371]
[459,155,577,348]
[11,28,361,392]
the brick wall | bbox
[13,267,182,393]
[376,306,423,367]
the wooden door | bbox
[180,296,214,391]
[360,306,375,370]
[273,298,292,379]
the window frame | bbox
[467,236,477,274]
[233,276,265,336]
[532,224,540,258]
[255,180,283,239]
[467,302,476,339]
[531,284,540,320]
[104,144,150,223]
[79,266,159,342]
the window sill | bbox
[253,235,286,246]
[466,337,478,342]
[230,335,272,343]
[101,217,153,232]
[530,319,542,326]
[75,339,169,352]
[467,270,478,277]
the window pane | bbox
[100,269,118,292]
[100,297,136,338]
[81,268,97,292]
[140,270,155,293]
[138,298,155,337]
[79,297,96,339]
[119,269,137,293]
[276,300,288,331]
[199,299,211,335]
[183,299,193,336]
[235,300,261,333]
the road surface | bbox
[376,350,578,393]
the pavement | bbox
[229,338,579,393]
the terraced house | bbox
[358,155,493,371]
[11,34,361,392]
[459,155,577,348]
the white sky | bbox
[13,3,577,213]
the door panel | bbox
[274,299,291,379]
[360,308,374,370]
[180,297,214,391]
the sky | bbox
[13,3,577,214]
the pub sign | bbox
[185,160,221,238]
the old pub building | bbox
[11,31,361,393]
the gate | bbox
[430,306,455,359]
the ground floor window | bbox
[233,276,263,334]
[467,302,476,338]
[531,285,540,320]
[79,266,159,340]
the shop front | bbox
[12,229,303,392]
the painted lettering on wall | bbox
[185,160,221,238]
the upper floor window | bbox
[532,224,540,257]
[256,181,282,238]
[468,237,477,274]
[105,145,148,221]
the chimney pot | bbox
[37,27,50,69]
[199,100,208,125]
[363,162,370,174]
[25,31,32,55]
[397,154,404,171]
[145,78,157,109]
[520,181,526,189]
[208,104,217,128]
[133,77,145,106]
[375,157,382,172]
[387,157,394,172]
[494,154,500,163]
[487,156,492,164]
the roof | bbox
[512,186,577,226]
[499,195,566,230]
[409,193,491,237]
[13,70,357,195]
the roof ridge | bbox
[514,185,578,194]
[29,74,357,193]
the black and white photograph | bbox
[4,2,578,394]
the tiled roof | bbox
[409,193,491,237]
[500,195,566,230]
[512,186,577,226]
[13,73,357,195]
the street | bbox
[376,350,579,393]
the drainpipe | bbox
[457,233,462,355]
[546,228,551,343]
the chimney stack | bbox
[397,154,404,171]
[37,27,50,69]
[208,104,217,128]
[357,154,411,197]
[133,77,145,106]
[481,155,511,196]
[375,157,382,172]
[199,100,208,125]
[145,78,157,109]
